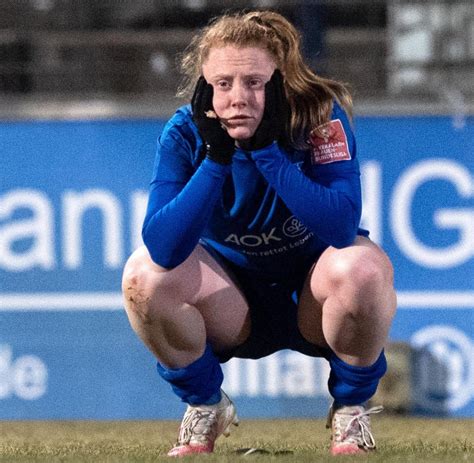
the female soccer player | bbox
[122,9,396,457]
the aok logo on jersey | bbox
[282,216,308,238]
[224,216,308,247]
[0,344,48,401]
[411,325,473,412]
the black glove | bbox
[241,69,289,151]
[191,76,235,165]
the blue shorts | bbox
[201,243,331,363]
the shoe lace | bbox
[333,405,383,449]
[177,407,218,445]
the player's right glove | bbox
[191,76,235,165]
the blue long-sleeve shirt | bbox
[142,101,368,278]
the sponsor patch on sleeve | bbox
[309,119,351,165]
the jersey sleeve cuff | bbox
[201,157,232,176]
[248,141,282,160]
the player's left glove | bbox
[241,69,290,151]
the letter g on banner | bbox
[390,159,474,268]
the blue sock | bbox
[156,342,223,405]
[328,350,387,406]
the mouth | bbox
[224,115,253,125]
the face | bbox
[202,45,276,141]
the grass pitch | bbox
[0,417,472,462]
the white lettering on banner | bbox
[0,189,55,271]
[130,191,148,252]
[411,325,473,412]
[390,159,474,268]
[0,344,48,400]
[0,188,148,271]
[0,158,472,272]
[360,161,382,244]
[222,352,330,398]
[62,189,123,269]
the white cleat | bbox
[327,403,383,455]
[167,390,239,457]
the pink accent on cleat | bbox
[331,443,366,456]
[167,443,212,457]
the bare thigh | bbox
[297,236,395,349]
[123,244,251,355]
[186,245,252,351]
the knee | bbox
[353,253,393,296]
[327,248,393,294]
[122,247,168,322]
[324,248,396,318]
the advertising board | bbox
[1,115,472,418]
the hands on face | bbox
[191,76,235,165]
[191,70,289,164]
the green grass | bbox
[0,418,472,462]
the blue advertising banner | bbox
[1,115,473,418]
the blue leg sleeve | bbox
[328,350,387,406]
[156,342,223,405]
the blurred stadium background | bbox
[0,0,473,421]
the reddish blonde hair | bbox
[178,10,353,148]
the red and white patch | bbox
[309,119,351,165]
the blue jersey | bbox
[143,101,368,279]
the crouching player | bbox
[122,9,397,457]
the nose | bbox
[230,82,249,108]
